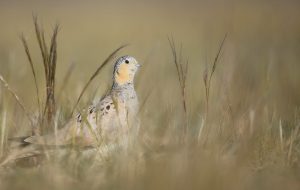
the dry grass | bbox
[168,36,189,141]
[0,1,300,190]
[19,16,60,134]
[0,75,33,128]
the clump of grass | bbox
[21,16,59,134]
[203,33,227,115]
[20,34,41,116]
[168,36,189,142]
[199,34,227,143]
[34,16,59,131]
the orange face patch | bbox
[115,64,131,85]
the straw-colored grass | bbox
[0,1,299,190]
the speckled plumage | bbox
[25,56,140,146]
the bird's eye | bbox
[125,60,129,64]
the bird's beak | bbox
[136,63,141,68]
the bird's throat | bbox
[114,64,134,86]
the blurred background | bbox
[0,0,299,134]
[0,0,300,189]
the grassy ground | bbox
[0,0,300,189]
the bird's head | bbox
[113,55,140,86]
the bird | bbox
[24,55,140,147]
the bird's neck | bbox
[112,81,134,89]
[112,82,136,99]
[112,72,137,100]
[111,82,137,104]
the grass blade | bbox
[0,75,34,128]
[20,34,41,115]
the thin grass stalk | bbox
[204,33,227,115]
[287,123,299,165]
[33,15,48,72]
[279,119,283,151]
[0,75,34,127]
[0,111,7,157]
[201,34,227,145]
[20,34,42,116]
[203,63,209,116]
[54,107,60,147]
[38,24,59,128]
[168,37,183,88]
[209,33,227,84]
[182,60,188,114]
[182,62,188,140]
[44,24,58,124]
[41,29,49,65]
[70,44,128,116]
[197,116,205,141]
[168,37,189,141]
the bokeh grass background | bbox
[0,0,300,189]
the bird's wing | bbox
[97,95,117,117]
[94,94,126,142]
[23,94,120,146]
